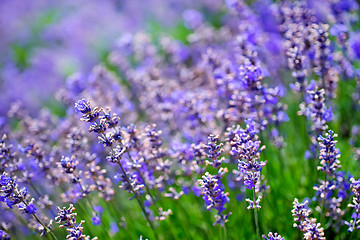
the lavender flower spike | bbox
[299,86,333,134]
[198,171,231,226]
[292,198,325,240]
[317,130,341,174]
[204,134,225,168]
[74,99,92,114]
[56,204,98,240]
[344,178,360,232]
[74,98,100,123]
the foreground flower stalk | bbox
[229,120,266,240]
[292,198,325,240]
[314,130,342,225]
[0,173,58,240]
[56,204,97,240]
[253,188,260,240]
[75,99,159,240]
[95,119,159,240]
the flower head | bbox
[262,232,284,240]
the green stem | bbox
[75,179,111,239]
[117,161,159,240]
[21,200,58,240]
[253,189,260,240]
[320,174,328,224]
[126,152,160,213]
[320,139,331,225]
[110,124,161,214]
[224,223,230,240]
[95,120,159,239]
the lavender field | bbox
[1,0,360,239]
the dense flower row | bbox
[0,0,359,239]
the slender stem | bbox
[349,213,358,240]
[110,124,161,213]
[253,189,260,240]
[126,152,160,212]
[21,200,58,240]
[224,223,230,240]
[94,120,158,240]
[155,193,184,240]
[77,181,111,238]
[219,224,223,240]
[320,174,328,224]
[218,212,230,240]
[320,140,331,225]
[117,161,159,240]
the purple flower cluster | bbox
[204,134,225,168]
[313,130,347,229]
[228,120,267,209]
[199,132,231,226]
[262,232,284,240]
[345,178,360,232]
[75,98,173,226]
[299,84,333,134]
[317,130,341,174]
[299,82,333,159]
[56,204,97,240]
[0,230,10,240]
[280,1,340,98]
[0,0,360,239]
[0,172,56,237]
[0,173,34,212]
[292,198,325,240]
[199,171,231,226]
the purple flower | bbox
[292,198,325,239]
[25,203,37,214]
[56,204,95,238]
[74,98,100,122]
[312,130,350,229]
[0,173,28,209]
[349,32,360,60]
[317,130,341,174]
[144,200,152,208]
[0,230,10,240]
[344,178,360,232]
[0,175,11,186]
[182,9,203,29]
[93,206,103,214]
[299,86,332,134]
[198,170,231,226]
[229,122,267,209]
[91,216,102,226]
[262,232,284,240]
[199,172,229,213]
[110,222,119,234]
[244,179,255,190]
[204,134,225,168]
[74,98,91,114]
